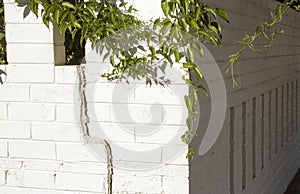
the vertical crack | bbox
[77,65,113,194]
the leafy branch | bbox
[226,0,299,86]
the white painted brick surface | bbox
[6,64,54,83]
[0,170,6,185]
[23,160,60,172]
[8,103,55,121]
[0,84,30,102]
[9,141,56,159]
[0,103,7,119]
[0,122,30,139]
[56,143,99,162]
[0,141,8,157]
[56,104,80,123]
[59,162,107,174]
[5,24,52,44]
[113,174,162,193]
[7,170,55,189]
[0,159,22,169]
[1,0,300,193]
[7,44,54,64]
[56,172,104,192]
[55,66,78,84]
[31,85,78,103]
[31,123,80,141]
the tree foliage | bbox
[6,0,300,157]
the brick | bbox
[0,170,6,185]
[7,44,54,64]
[7,64,54,83]
[88,122,135,143]
[134,84,187,105]
[161,105,188,125]
[85,83,136,103]
[0,159,22,169]
[5,24,52,44]
[0,121,31,139]
[0,141,7,157]
[162,145,188,165]
[4,3,43,24]
[0,103,7,119]
[56,143,99,162]
[162,177,189,194]
[55,66,78,84]
[60,162,107,174]
[0,84,30,102]
[111,142,162,163]
[56,172,104,192]
[31,123,80,141]
[111,103,162,124]
[134,125,186,145]
[23,160,60,171]
[9,141,56,159]
[31,85,78,103]
[56,104,80,123]
[8,103,55,121]
[7,170,55,189]
[87,103,110,122]
[113,174,162,193]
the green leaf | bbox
[69,13,76,25]
[192,43,204,57]
[187,47,194,63]
[183,62,194,68]
[189,19,200,30]
[86,6,96,18]
[149,46,156,61]
[62,2,76,10]
[80,23,88,46]
[31,3,39,17]
[162,20,172,35]
[193,66,203,79]
[53,8,60,24]
[161,0,170,16]
[59,10,69,22]
[173,48,180,62]
[216,8,230,23]
[184,95,194,112]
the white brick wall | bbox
[190,0,300,194]
[0,0,299,194]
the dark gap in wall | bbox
[0,0,7,65]
[242,102,246,190]
[252,97,257,178]
[65,28,86,65]
[291,81,294,137]
[229,107,235,194]
[281,85,284,147]
[268,91,272,160]
[261,94,265,169]
[296,80,299,133]
[64,0,86,65]
[287,83,289,141]
[275,88,278,154]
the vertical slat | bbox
[242,102,246,190]
[229,107,235,194]
[252,97,257,178]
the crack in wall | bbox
[77,65,113,194]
